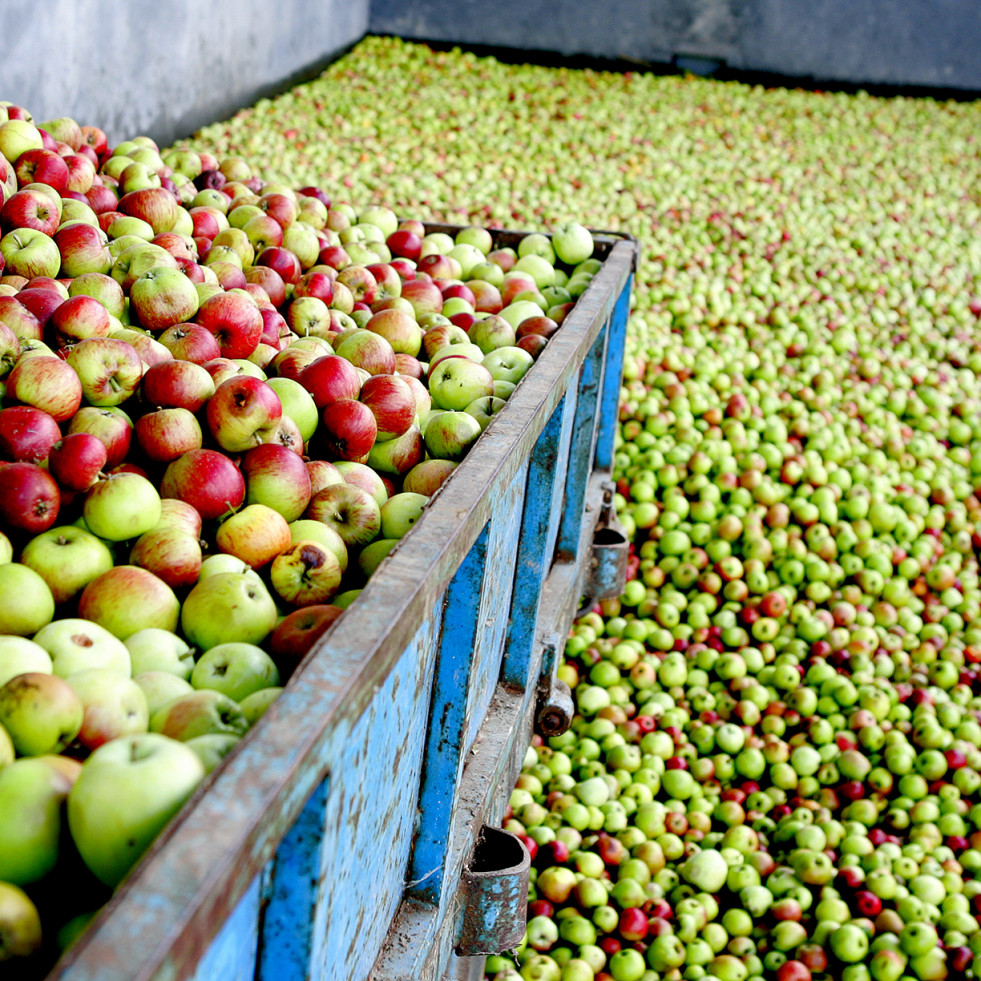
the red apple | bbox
[316,399,377,462]
[157,322,222,364]
[5,354,82,421]
[1,188,61,236]
[160,448,246,522]
[255,245,301,285]
[48,432,108,491]
[0,406,61,464]
[0,461,61,532]
[297,354,362,410]
[242,442,313,522]
[66,406,133,469]
[13,149,70,195]
[358,373,416,440]
[267,604,344,678]
[140,358,215,412]
[195,290,264,359]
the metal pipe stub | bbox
[455,826,530,957]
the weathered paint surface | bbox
[463,459,528,751]
[45,233,638,981]
[311,605,440,981]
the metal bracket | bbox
[535,678,574,738]
[577,482,629,615]
[454,826,530,957]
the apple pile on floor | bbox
[0,98,604,969]
[182,36,981,981]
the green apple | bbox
[66,669,149,750]
[19,524,116,606]
[0,672,84,756]
[0,530,12,564]
[197,553,264,581]
[288,519,349,572]
[33,617,131,677]
[180,572,279,650]
[0,756,79,885]
[189,643,280,702]
[0,563,55,636]
[184,733,242,775]
[125,628,195,679]
[149,689,250,741]
[239,687,283,726]
[482,346,535,385]
[134,672,194,716]
[380,492,429,540]
[266,376,318,442]
[550,222,594,266]
[83,472,162,542]
[67,732,206,887]
[0,636,53,687]
[0,881,43,961]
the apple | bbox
[255,245,301,284]
[293,269,335,305]
[380,492,429,540]
[54,221,113,277]
[468,313,517,354]
[241,442,313,522]
[333,328,396,376]
[206,373,282,452]
[270,539,344,607]
[0,756,80,886]
[482,345,536,385]
[428,356,495,411]
[83,471,161,541]
[0,672,83,757]
[134,672,194,716]
[0,119,44,161]
[18,525,113,608]
[157,322,222,363]
[48,294,113,345]
[466,395,507,432]
[366,426,425,477]
[316,398,378,462]
[358,373,416,440]
[5,353,82,421]
[266,376,318,443]
[66,669,150,750]
[33,617,131,677]
[129,265,199,330]
[108,325,174,368]
[184,732,242,775]
[423,410,482,461]
[421,322,469,361]
[160,447,246,521]
[0,323,21,377]
[65,336,143,407]
[0,881,43,961]
[297,353,362,410]
[195,289,264,359]
[0,188,61,235]
[215,503,292,569]
[134,407,203,463]
[268,604,344,677]
[0,293,47,338]
[180,571,279,649]
[190,642,280,702]
[551,221,594,265]
[0,636,53,688]
[67,405,133,468]
[402,459,458,496]
[286,294,332,340]
[140,358,215,412]
[0,461,61,534]
[129,524,203,589]
[67,732,205,887]
[149,689,250,744]
[116,186,181,235]
[305,481,382,547]
[78,565,180,639]
[0,405,61,464]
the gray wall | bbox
[0,0,976,153]
[370,0,981,91]
[0,0,371,148]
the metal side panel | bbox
[594,274,633,473]
[463,458,528,752]
[309,603,442,981]
[255,777,331,981]
[186,874,261,981]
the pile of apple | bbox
[180,33,981,981]
[0,100,604,967]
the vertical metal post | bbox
[594,273,633,473]
[407,524,491,906]
[256,777,330,980]
[501,398,565,689]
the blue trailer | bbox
[44,228,639,981]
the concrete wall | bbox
[0,0,371,148]
[369,0,981,91]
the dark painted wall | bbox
[369,0,981,91]
[0,0,371,148]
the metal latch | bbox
[579,483,629,612]
[455,826,530,957]
[535,678,574,738]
